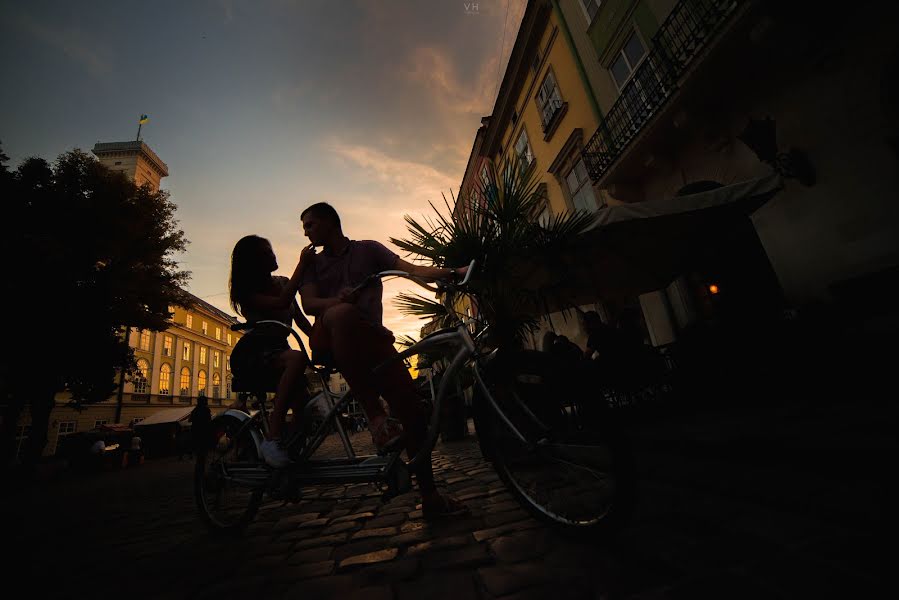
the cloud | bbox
[403,46,498,117]
[14,12,112,77]
[327,139,459,203]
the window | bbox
[139,329,151,351]
[226,355,230,371]
[133,359,150,394]
[579,0,601,24]
[202,321,208,336]
[212,373,221,399]
[215,327,221,341]
[565,159,599,212]
[227,333,232,346]
[130,417,144,427]
[182,342,191,361]
[180,367,191,396]
[340,383,348,392]
[186,314,193,329]
[466,307,476,334]
[515,129,534,169]
[94,420,108,428]
[159,364,172,395]
[163,335,173,357]
[55,421,77,454]
[610,30,647,90]
[536,70,564,130]
[198,370,207,395]
[213,351,220,369]
[200,347,207,365]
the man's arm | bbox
[291,298,314,336]
[393,258,468,281]
[299,282,344,317]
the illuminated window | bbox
[215,327,221,340]
[200,347,207,365]
[139,330,151,351]
[182,342,191,361]
[198,370,207,394]
[202,321,208,336]
[227,333,232,346]
[133,359,150,393]
[226,355,230,371]
[180,367,191,396]
[212,373,221,398]
[186,314,193,328]
[159,364,172,395]
[163,335,173,357]
[213,351,220,369]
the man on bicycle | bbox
[299,202,469,520]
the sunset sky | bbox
[0,0,526,345]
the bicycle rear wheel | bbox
[195,414,266,534]
[482,351,633,533]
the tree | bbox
[390,154,597,348]
[0,147,192,475]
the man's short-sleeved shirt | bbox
[300,240,399,327]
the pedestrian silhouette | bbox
[189,394,212,461]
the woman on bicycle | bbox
[229,235,315,467]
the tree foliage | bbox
[390,154,597,349]
[1,144,191,468]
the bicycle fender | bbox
[219,409,264,453]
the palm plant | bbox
[390,154,598,350]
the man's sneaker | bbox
[261,439,291,468]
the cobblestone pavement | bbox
[7,401,893,600]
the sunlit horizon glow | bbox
[0,1,527,347]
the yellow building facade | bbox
[13,294,245,459]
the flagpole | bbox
[136,122,142,141]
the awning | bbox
[134,406,193,427]
[524,172,784,308]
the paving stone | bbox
[445,476,470,485]
[292,533,349,550]
[332,511,377,524]
[396,572,478,600]
[488,529,551,563]
[338,548,400,571]
[365,512,408,528]
[274,512,322,530]
[378,505,413,516]
[287,545,333,564]
[334,538,399,562]
[353,558,421,586]
[399,520,427,534]
[473,519,543,542]
[352,526,399,540]
[299,517,330,528]
[408,509,424,520]
[327,508,352,519]
[322,521,362,535]
[389,529,432,547]
[477,563,553,597]
[483,509,531,528]
[422,543,494,570]
[277,528,320,543]
[406,533,473,555]
[484,499,521,513]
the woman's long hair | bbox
[229,235,271,316]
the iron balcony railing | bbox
[583,0,740,182]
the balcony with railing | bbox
[583,0,740,183]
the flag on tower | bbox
[139,114,149,124]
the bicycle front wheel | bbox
[483,351,633,533]
[195,414,266,534]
